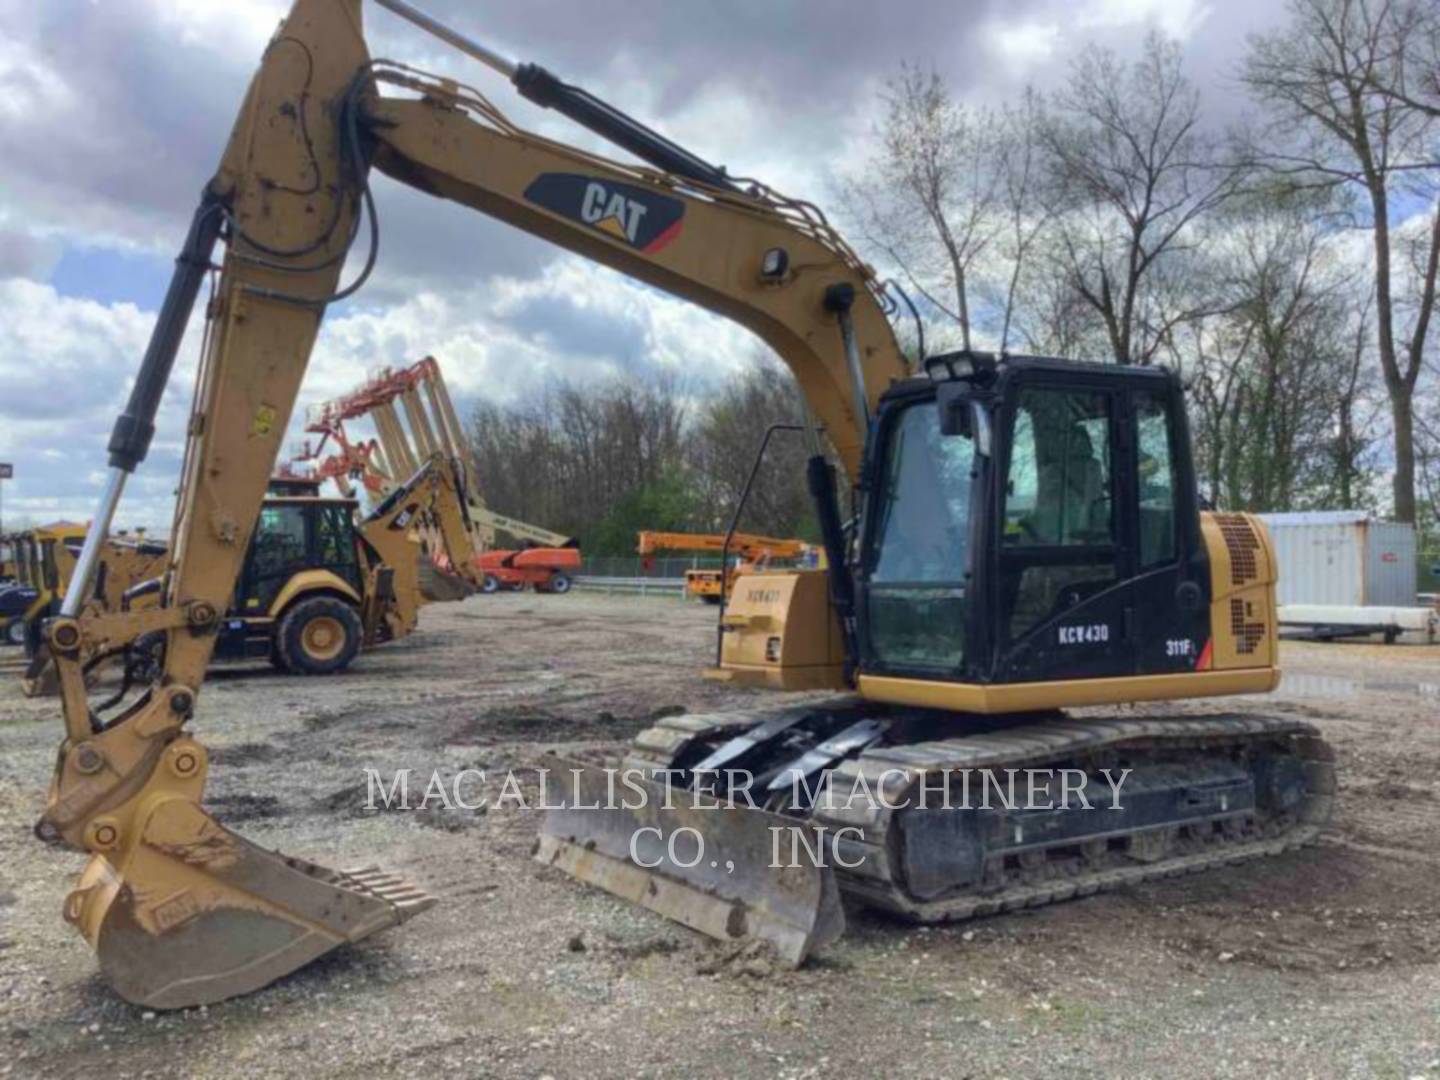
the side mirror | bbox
[936,383,971,438]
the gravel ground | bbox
[1,592,1437,1079]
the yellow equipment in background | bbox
[211,453,482,674]
[16,525,167,694]
[635,529,819,603]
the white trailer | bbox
[1257,511,1431,642]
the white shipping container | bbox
[1258,511,1417,607]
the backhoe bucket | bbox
[20,644,58,698]
[536,761,844,965]
[417,556,473,603]
[64,798,434,1009]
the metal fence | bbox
[577,555,723,579]
[573,575,687,597]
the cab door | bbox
[1127,385,1211,674]
[237,503,310,616]
[991,379,1136,682]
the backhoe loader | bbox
[24,456,475,688]
[16,525,167,693]
[211,451,482,673]
[39,0,1333,1009]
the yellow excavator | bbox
[38,0,1333,1009]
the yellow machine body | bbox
[710,511,1281,705]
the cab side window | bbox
[314,504,356,569]
[250,505,308,580]
[1004,389,1113,547]
[1000,387,1117,642]
[1135,392,1178,568]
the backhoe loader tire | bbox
[4,618,24,647]
[481,575,501,594]
[277,597,362,675]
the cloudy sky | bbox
[0,0,1294,530]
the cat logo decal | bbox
[524,174,685,253]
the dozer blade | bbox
[64,799,434,1009]
[536,760,844,966]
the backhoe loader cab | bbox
[13,523,88,654]
[217,496,370,673]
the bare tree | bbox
[688,354,819,538]
[1241,0,1440,523]
[468,373,692,552]
[1042,32,1245,366]
[991,88,1054,352]
[1166,195,1377,510]
[841,64,1003,350]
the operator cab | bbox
[234,498,363,618]
[857,352,1209,691]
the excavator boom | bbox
[42,0,904,1008]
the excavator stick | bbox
[535,760,843,965]
[38,0,446,1008]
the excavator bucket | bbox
[63,798,434,1009]
[536,761,844,965]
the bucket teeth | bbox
[339,867,436,916]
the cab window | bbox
[1135,392,1178,567]
[1004,389,1113,547]
[999,387,1118,642]
[865,401,975,672]
[250,505,308,580]
[314,504,357,570]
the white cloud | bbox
[0,0,1300,531]
[983,20,1063,73]
[1078,0,1212,40]
[0,253,764,527]
[0,278,196,530]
